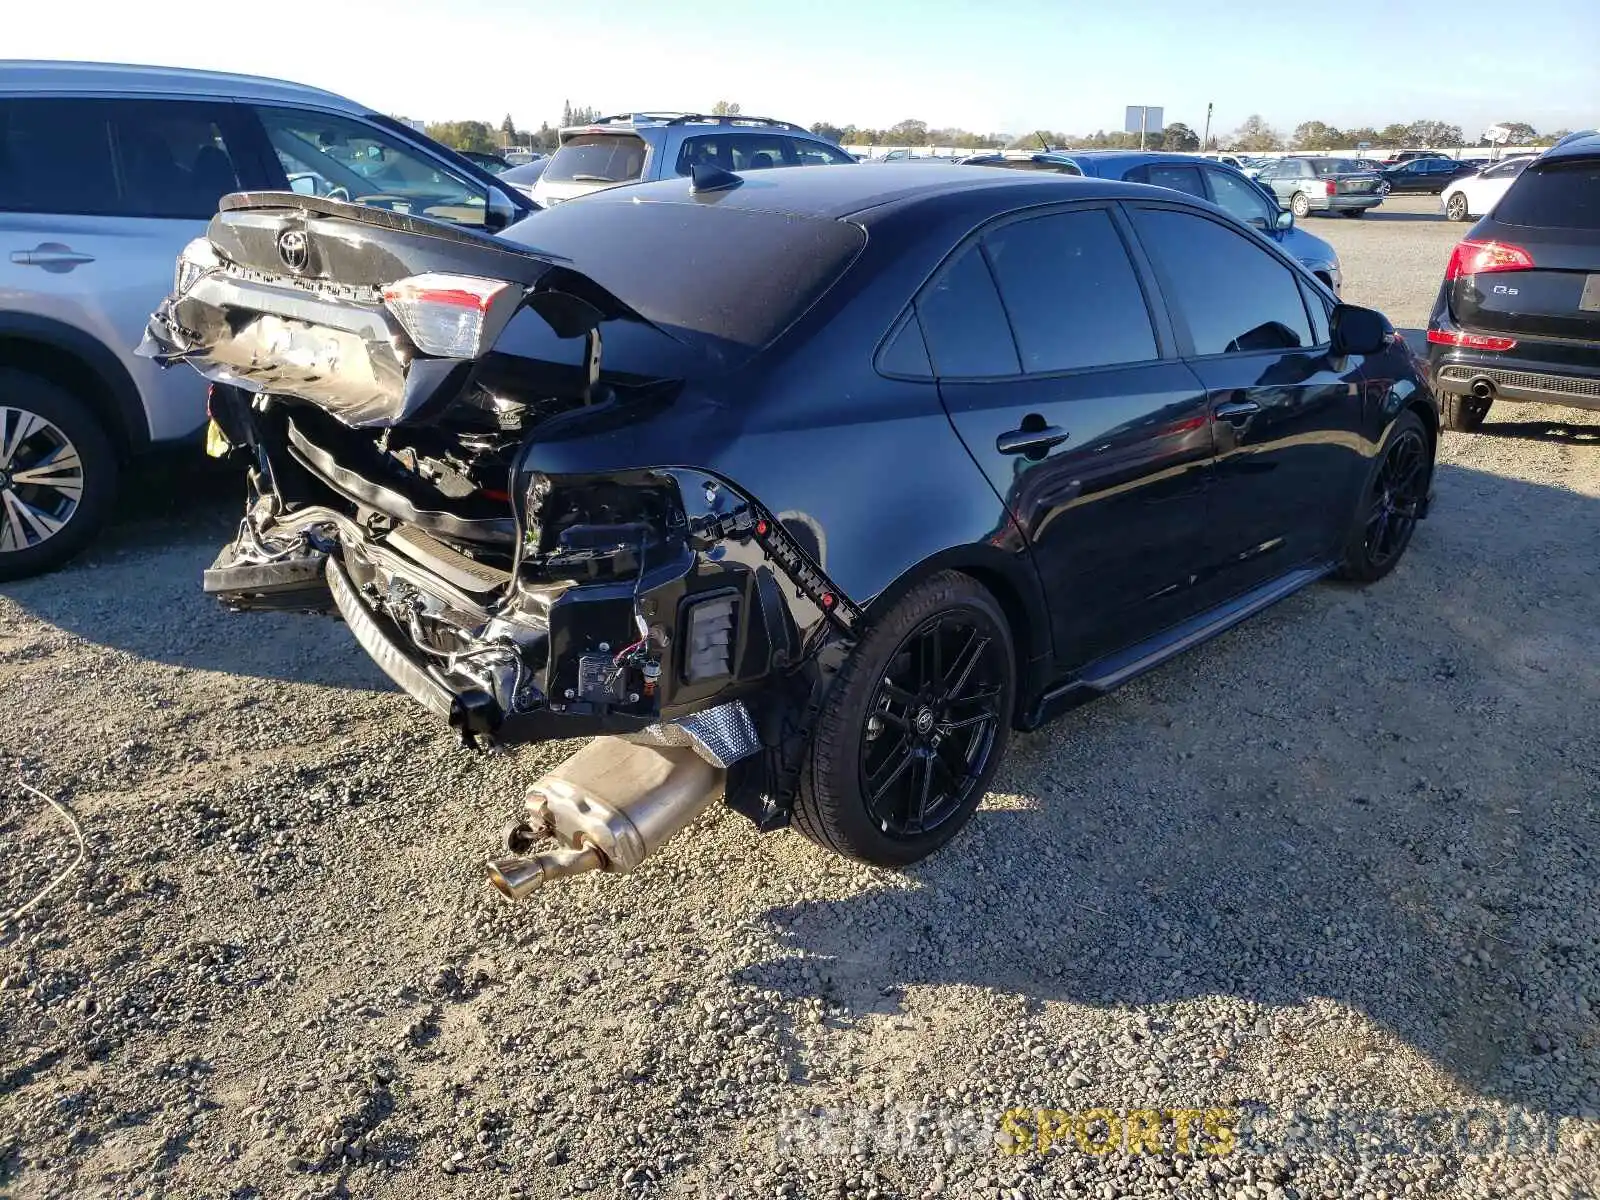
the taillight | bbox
[1325,180,1337,196]
[1444,240,1535,282]
[381,273,520,358]
[1427,329,1518,351]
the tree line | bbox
[421,104,1573,157]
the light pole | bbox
[1203,102,1213,152]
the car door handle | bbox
[1214,399,1261,423]
[996,424,1070,455]
[10,245,96,268]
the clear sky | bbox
[8,0,1598,141]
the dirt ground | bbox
[3,194,1599,1200]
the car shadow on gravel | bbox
[1476,418,1600,444]
[741,462,1600,1118]
[0,455,390,691]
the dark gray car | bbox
[1256,157,1389,219]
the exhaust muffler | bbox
[485,736,725,900]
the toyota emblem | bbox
[277,229,310,273]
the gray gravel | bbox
[3,194,1599,1199]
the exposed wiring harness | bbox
[613,531,653,665]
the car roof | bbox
[1050,150,1222,171]
[0,60,367,111]
[1541,131,1600,161]
[571,162,1167,221]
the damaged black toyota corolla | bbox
[142,164,1438,898]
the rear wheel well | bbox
[0,336,141,461]
[1407,397,1440,458]
[864,554,1051,716]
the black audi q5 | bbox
[142,163,1438,894]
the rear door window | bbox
[982,208,1158,373]
[1493,160,1600,229]
[544,133,648,185]
[1130,163,1206,198]
[0,97,241,218]
[1131,207,1313,356]
[915,245,1021,377]
[1480,158,1530,180]
[677,134,795,173]
[255,106,490,225]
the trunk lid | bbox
[141,191,643,427]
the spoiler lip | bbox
[216,190,558,255]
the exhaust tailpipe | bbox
[485,737,724,900]
[1471,379,1495,401]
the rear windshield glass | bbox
[1493,160,1600,229]
[544,134,646,185]
[500,199,865,369]
[1310,159,1364,175]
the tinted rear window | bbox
[1493,160,1600,229]
[544,134,647,184]
[983,209,1157,373]
[499,199,864,368]
[1310,159,1364,175]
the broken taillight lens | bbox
[382,273,519,359]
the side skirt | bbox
[1019,563,1333,730]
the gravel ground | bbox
[3,195,1599,1200]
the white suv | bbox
[0,61,533,578]
[532,112,856,206]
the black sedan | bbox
[1380,158,1478,194]
[142,167,1438,891]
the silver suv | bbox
[0,61,533,579]
[532,112,856,206]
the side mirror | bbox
[1330,304,1392,356]
[1275,209,1295,232]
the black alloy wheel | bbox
[1338,411,1432,583]
[860,612,1006,840]
[796,571,1015,866]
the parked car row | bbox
[9,56,1595,887]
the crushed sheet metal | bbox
[620,701,760,768]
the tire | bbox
[795,570,1015,867]
[1445,192,1471,221]
[1336,411,1432,584]
[0,370,118,582]
[1290,192,1311,219]
[1441,391,1493,432]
